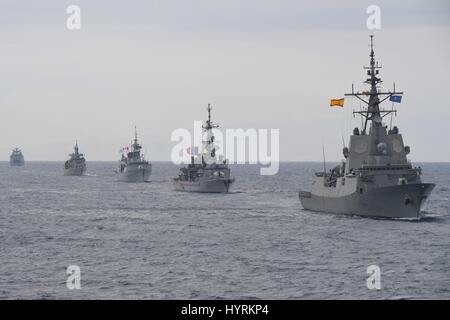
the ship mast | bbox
[131,125,143,153]
[202,103,219,160]
[202,103,219,141]
[203,104,219,131]
[345,35,403,133]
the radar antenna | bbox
[203,103,219,131]
[134,126,138,144]
[345,35,403,133]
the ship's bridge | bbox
[346,124,409,173]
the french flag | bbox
[187,147,199,155]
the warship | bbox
[174,104,234,193]
[64,142,86,176]
[116,128,151,182]
[299,35,435,219]
[10,148,25,166]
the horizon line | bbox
[2,160,450,164]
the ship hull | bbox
[117,164,151,182]
[10,161,24,167]
[299,183,435,219]
[174,178,234,193]
[64,166,86,176]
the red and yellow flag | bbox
[330,98,344,107]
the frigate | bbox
[64,142,86,176]
[116,127,151,182]
[174,104,234,193]
[299,36,435,219]
[10,148,25,166]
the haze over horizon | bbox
[1,0,449,162]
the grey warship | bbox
[64,142,86,176]
[116,128,151,182]
[10,148,25,166]
[174,104,234,193]
[299,36,435,219]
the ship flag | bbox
[330,98,345,107]
[389,95,402,103]
[118,146,129,154]
[187,146,199,155]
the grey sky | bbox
[1,0,449,161]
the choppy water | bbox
[0,161,449,299]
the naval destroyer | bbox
[299,36,435,219]
[174,104,234,193]
[10,148,25,166]
[116,128,151,182]
[64,142,86,176]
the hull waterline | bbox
[63,167,86,176]
[299,183,435,219]
[117,167,151,182]
[174,178,234,193]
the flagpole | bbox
[359,102,364,130]
[322,143,327,181]
[389,101,394,130]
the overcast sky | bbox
[1,0,449,161]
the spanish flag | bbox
[330,98,344,107]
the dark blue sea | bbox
[0,162,449,299]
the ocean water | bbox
[0,161,449,299]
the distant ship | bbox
[116,127,151,182]
[10,148,25,166]
[64,142,86,176]
[174,104,234,193]
[299,35,435,219]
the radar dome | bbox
[377,142,388,155]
